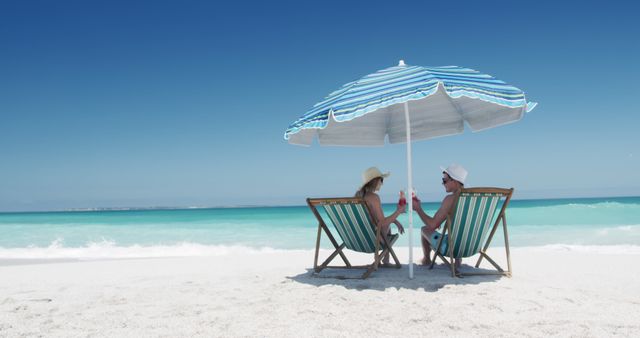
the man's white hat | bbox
[360,167,390,189]
[440,164,468,185]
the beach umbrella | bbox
[284,60,536,278]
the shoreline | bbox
[2,244,640,265]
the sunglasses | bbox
[442,176,453,185]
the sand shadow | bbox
[287,263,503,292]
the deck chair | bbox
[429,187,514,278]
[307,197,401,279]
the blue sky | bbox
[1,0,639,211]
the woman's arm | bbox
[393,220,405,234]
[365,193,404,233]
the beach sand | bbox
[1,248,639,337]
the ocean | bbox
[1,196,639,259]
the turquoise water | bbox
[1,196,639,258]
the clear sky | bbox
[1,0,639,211]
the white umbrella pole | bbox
[403,101,414,279]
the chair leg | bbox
[502,216,512,277]
[362,264,377,279]
[450,257,456,277]
[320,224,351,267]
[315,222,352,273]
[388,247,401,267]
[476,215,501,268]
[362,248,386,279]
[313,223,322,271]
[447,234,457,278]
[429,252,437,270]
[377,247,401,269]
[429,235,443,270]
[479,252,503,272]
[381,235,401,268]
[430,226,454,276]
[316,243,347,272]
[469,215,512,278]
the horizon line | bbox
[1,194,639,214]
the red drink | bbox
[398,191,406,207]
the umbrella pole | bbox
[403,101,414,279]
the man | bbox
[412,164,468,267]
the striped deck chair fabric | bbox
[449,192,502,258]
[307,197,401,279]
[430,187,514,278]
[321,202,395,253]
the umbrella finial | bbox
[398,60,406,66]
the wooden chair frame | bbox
[307,197,401,279]
[429,187,514,278]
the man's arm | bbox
[414,203,433,227]
[415,195,454,231]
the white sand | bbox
[1,247,639,337]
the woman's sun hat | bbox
[360,167,390,189]
[440,164,468,185]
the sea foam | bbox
[2,241,640,260]
[0,240,302,260]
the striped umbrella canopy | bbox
[284,60,536,278]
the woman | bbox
[355,167,405,264]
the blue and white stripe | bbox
[284,62,536,143]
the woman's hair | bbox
[355,177,381,198]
